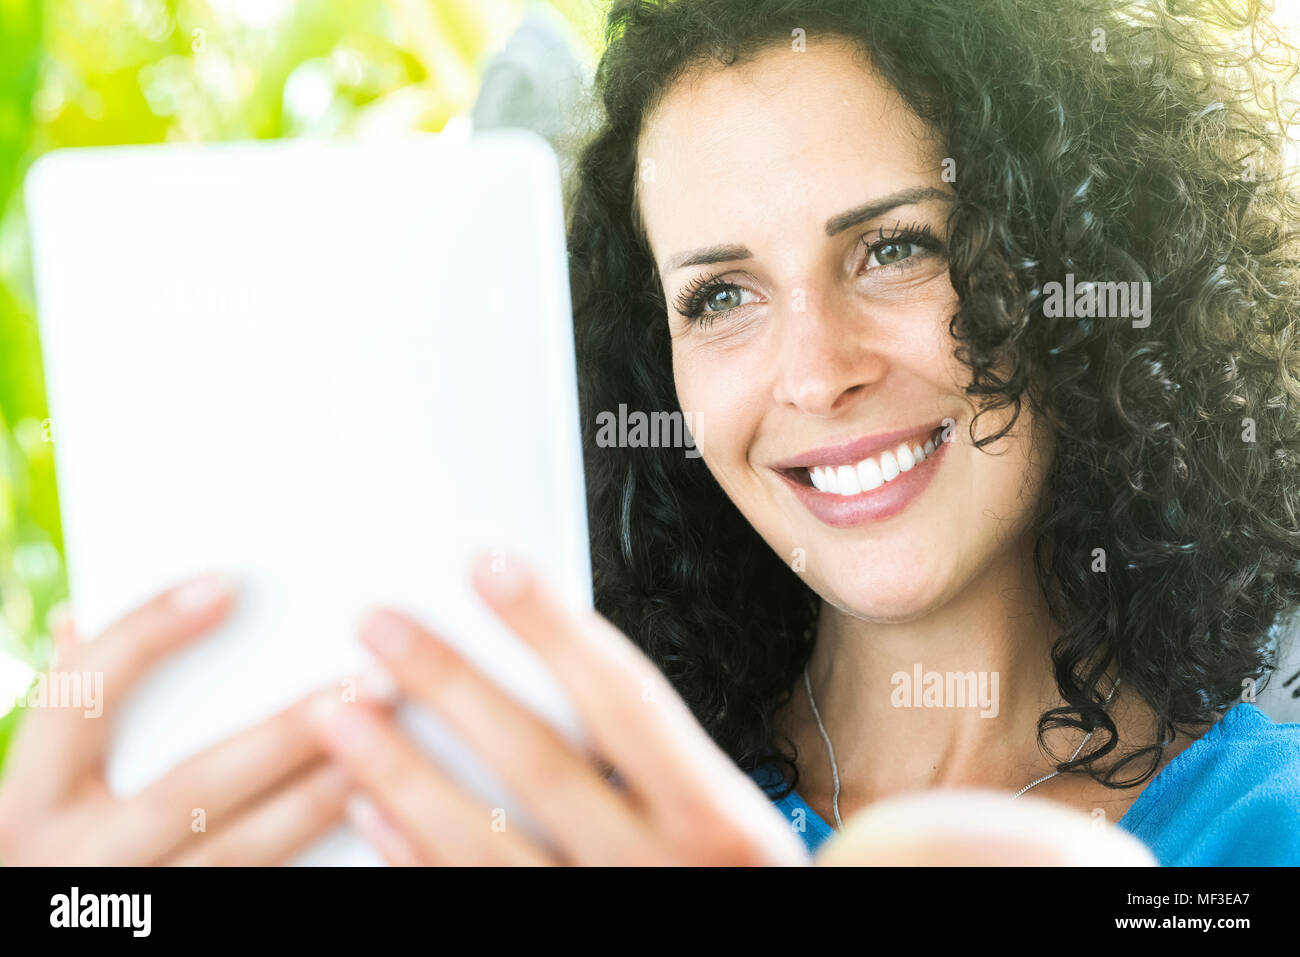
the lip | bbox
[774,432,950,528]
[771,420,946,470]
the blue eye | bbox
[674,275,758,323]
[867,240,916,267]
[860,223,944,273]
[705,286,743,311]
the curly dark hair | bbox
[566,0,1300,798]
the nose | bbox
[770,285,887,417]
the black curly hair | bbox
[566,0,1300,798]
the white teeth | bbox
[802,426,945,496]
[879,450,899,481]
[896,443,915,472]
[857,457,884,491]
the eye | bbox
[867,240,916,268]
[673,272,761,323]
[702,285,755,312]
[858,223,944,276]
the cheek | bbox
[932,411,1050,596]
[970,405,1052,506]
[997,420,1054,527]
[671,338,764,469]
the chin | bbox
[811,552,959,623]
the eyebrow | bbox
[822,186,954,236]
[660,243,753,275]
[659,186,953,275]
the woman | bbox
[2,0,1298,866]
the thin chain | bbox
[803,665,1121,830]
[803,666,844,829]
[1011,677,1121,799]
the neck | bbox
[791,536,1082,811]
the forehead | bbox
[636,37,941,259]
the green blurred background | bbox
[0,0,604,770]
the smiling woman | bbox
[566,0,1300,865]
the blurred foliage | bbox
[0,0,605,769]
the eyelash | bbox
[673,270,734,323]
[673,221,944,325]
[861,222,942,267]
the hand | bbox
[310,552,810,866]
[814,789,1158,866]
[0,576,375,866]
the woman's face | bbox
[636,37,1051,621]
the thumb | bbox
[814,788,1156,866]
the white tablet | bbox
[24,130,592,865]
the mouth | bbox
[773,423,947,493]
[770,422,951,528]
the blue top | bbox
[752,702,1300,865]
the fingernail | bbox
[346,793,385,833]
[321,762,352,790]
[473,550,528,601]
[323,709,372,754]
[347,793,418,866]
[170,573,237,613]
[307,692,347,730]
[360,608,411,656]
[356,665,399,704]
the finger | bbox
[99,683,392,864]
[168,761,352,866]
[468,553,754,819]
[85,573,239,715]
[309,701,553,866]
[359,607,667,865]
[469,552,807,861]
[346,793,423,867]
[4,574,239,803]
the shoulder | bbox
[748,764,835,854]
[1119,703,1300,866]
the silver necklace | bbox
[802,665,1121,831]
